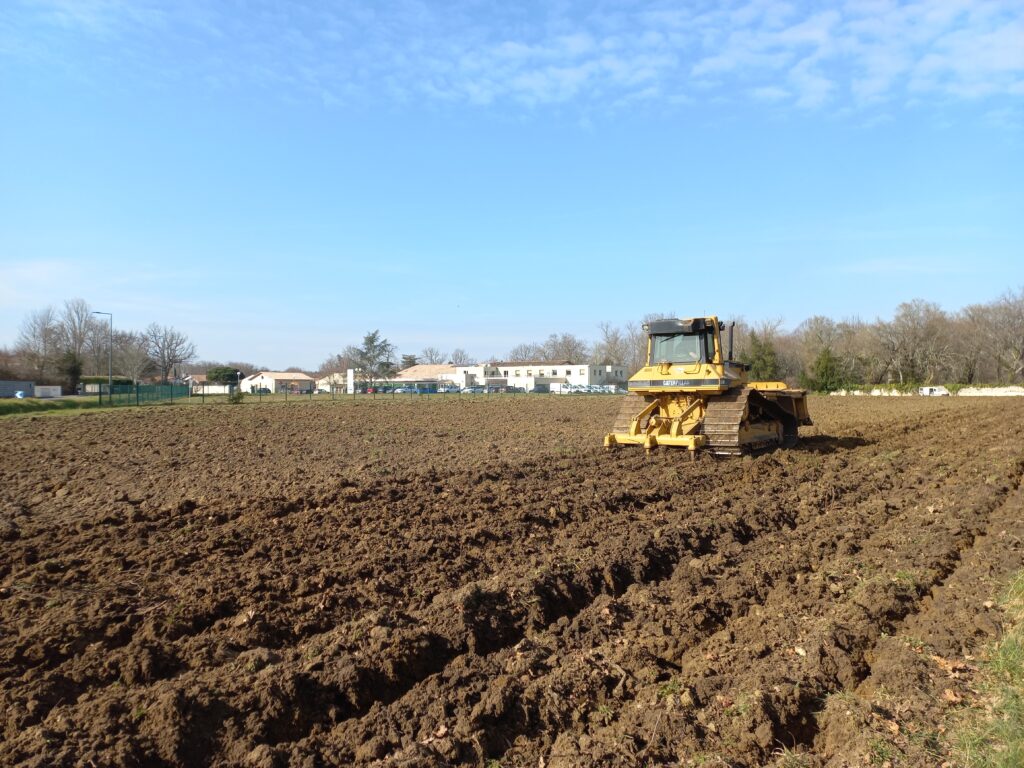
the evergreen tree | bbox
[802,348,847,392]
[742,331,780,380]
[356,330,396,388]
[58,351,83,392]
[206,365,239,385]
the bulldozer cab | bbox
[646,318,720,366]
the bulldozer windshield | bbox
[650,332,706,364]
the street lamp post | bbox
[236,370,242,394]
[92,311,112,399]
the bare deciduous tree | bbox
[542,333,590,362]
[449,348,473,365]
[145,323,196,383]
[876,300,952,385]
[507,343,543,362]
[624,322,648,374]
[505,333,590,363]
[58,298,98,359]
[320,347,359,374]
[16,306,59,380]
[990,288,1024,383]
[592,322,630,366]
[113,331,154,384]
[83,322,110,377]
[420,346,446,364]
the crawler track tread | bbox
[611,394,652,434]
[701,387,787,456]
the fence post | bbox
[136,384,139,406]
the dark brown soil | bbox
[1,395,1022,767]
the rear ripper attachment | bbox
[604,316,811,456]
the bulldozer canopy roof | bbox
[645,318,711,335]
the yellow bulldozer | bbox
[604,316,812,456]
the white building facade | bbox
[241,371,315,394]
[325,361,627,394]
[494,362,627,392]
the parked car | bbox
[461,386,485,394]
[254,387,271,394]
[392,387,412,394]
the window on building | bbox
[527,370,532,376]
[565,369,570,376]
[503,370,508,377]
[551,369,556,376]
[579,369,585,375]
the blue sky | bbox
[1,0,1021,368]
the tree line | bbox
[358,287,1023,390]
[6,288,1022,392]
[1,298,196,389]
[731,289,1024,390]
[489,288,1023,389]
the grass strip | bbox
[0,398,103,417]
[950,571,1024,768]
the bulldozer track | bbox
[702,387,755,455]
[611,394,651,434]
[702,386,795,456]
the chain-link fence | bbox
[95,383,616,408]
[99,383,190,406]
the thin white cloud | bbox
[750,85,790,101]
[2,0,1021,113]
[790,55,836,108]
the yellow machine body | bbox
[604,316,812,456]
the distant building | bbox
[241,371,314,394]
[184,373,235,395]
[493,362,627,392]
[315,372,348,392]
[329,361,628,393]
[317,359,627,394]
[390,364,461,392]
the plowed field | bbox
[2,396,1023,767]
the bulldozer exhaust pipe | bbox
[727,322,735,361]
